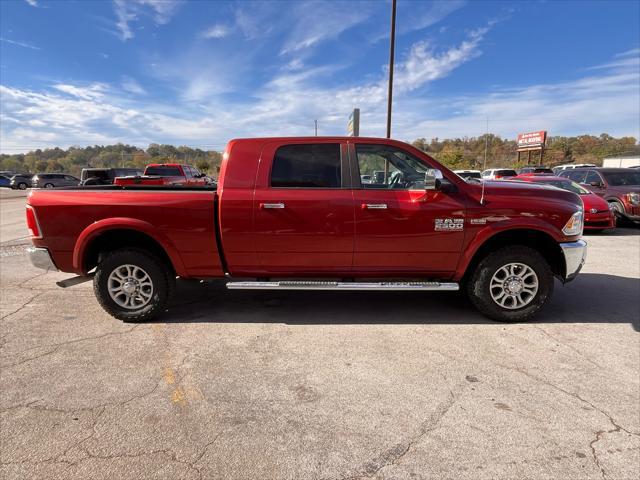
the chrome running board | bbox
[226,281,459,291]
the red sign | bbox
[517,131,547,150]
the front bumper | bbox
[584,211,615,230]
[559,240,587,282]
[27,247,58,271]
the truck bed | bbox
[28,185,224,278]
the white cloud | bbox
[0,37,40,50]
[201,24,231,39]
[394,26,488,92]
[280,1,371,54]
[121,76,147,95]
[400,0,466,33]
[24,0,38,6]
[112,0,182,41]
[52,83,107,100]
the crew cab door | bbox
[253,141,354,274]
[350,142,466,276]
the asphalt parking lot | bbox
[1,188,639,480]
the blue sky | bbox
[0,0,639,153]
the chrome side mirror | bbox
[425,168,441,190]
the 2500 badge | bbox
[435,218,464,231]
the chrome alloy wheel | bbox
[108,264,154,309]
[489,262,539,310]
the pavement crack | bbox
[338,383,462,480]
[0,325,141,368]
[0,291,45,321]
[534,325,603,369]
[495,361,640,438]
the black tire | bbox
[18,182,27,190]
[93,248,175,322]
[466,246,553,322]
[609,201,626,225]
[44,183,54,188]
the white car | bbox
[453,170,482,181]
[481,168,518,180]
[551,163,596,174]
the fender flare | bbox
[73,217,187,276]
[454,221,563,281]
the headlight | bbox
[562,211,583,236]
[627,193,640,205]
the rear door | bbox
[351,142,466,276]
[253,141,354,274]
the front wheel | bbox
[18,182,27,190]
[44,183,54,188]
[466,246,553,322]
[94,248,174,322]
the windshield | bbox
[602,171,640,186]
[538,179,591,195]
[145,166,181,176]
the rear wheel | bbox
[94,248,174,322]
[44,183,54,188]
[18,182,27,190]
[466,246,553,322]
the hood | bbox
[472,180,583,208]
[581,192,609,211]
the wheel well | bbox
[83,229,175,274]
[464,229,565,280]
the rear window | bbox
[145,166,182,176]
[498,170,517,176]
[271,144,341,188]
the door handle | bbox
[261,203,285,209]
[361,203,388,209]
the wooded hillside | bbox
[0,134,637,176]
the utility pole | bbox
[386,0,397,139]
[483,117,489,170]
[314,119,318,136]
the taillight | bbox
[495,175,503,179]
[26,205,41,238]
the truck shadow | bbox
[160,273,639,331]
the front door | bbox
[351,143,466,276]
[253,141,354,275]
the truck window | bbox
[271,144,341,188]
[146,166,182,176]
[355,144,428,190]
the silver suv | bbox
[31,173,80,188]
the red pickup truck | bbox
[114,163,209,186]
[26,137,587,323]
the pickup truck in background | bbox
[26,137,587,323]
[114,163,210,187]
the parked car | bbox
[31,173,80,188]
[453,170,482,181]
[114,163,210,187]
[558,167,640,224]
[27,136,587,323]
[10,174,33,190]
[551,163,597,175]
[515,175,615,232]
[0,175,11,188]
[481,168,517,180]
[80,168,144,186]
[517,166,554,175]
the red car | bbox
[515,175,615,231]
[558,168,640,224]
[26,137,588,323]
[114,163,209,186]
